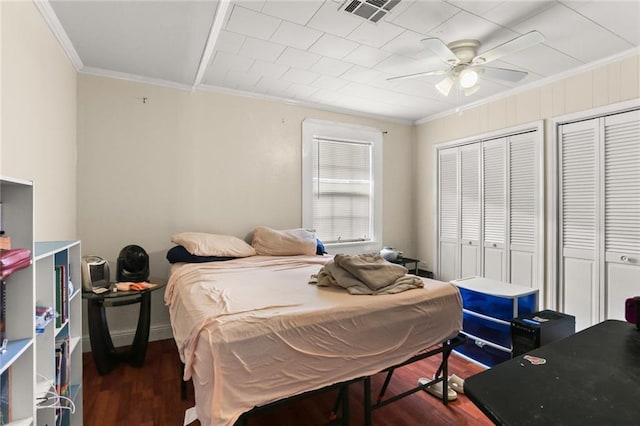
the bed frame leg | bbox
[329,384,350,425]
[441,340,452,406]
[377,368,394,403]
[180,361,187,400]
[341,384,349,425]
[330,387,343,421]
[364,377,372,426]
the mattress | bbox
[165,255,462,426]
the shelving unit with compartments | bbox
[1,176,36,425]
[34,241,83,426]
[1,176,82,426]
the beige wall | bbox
[1,1,77,240]
[76,74,416,341]
[415,53,640,301]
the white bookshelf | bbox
[0,176,36,425]
[34,241,83,426]
[1,177,83,426]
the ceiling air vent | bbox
[340,0,401,23]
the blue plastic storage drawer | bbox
[462,311,511,348]
[455,335,511,367]
[458,287,536,321]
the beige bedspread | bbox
[165,255,462,426]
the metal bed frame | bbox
[180,333,466,425]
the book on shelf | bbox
[0,367,11,424]
[54,265,68,328]
[55,336,70,412]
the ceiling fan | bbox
[388,31,545,97]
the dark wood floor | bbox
[83,339,493,425]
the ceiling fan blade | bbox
[421,38,459,65]
[435,76,455,96]
[473,31,544,65]
[482,66,528,82]
[386,69,449,81]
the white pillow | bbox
[252,226,317,256]
[171,232,256,257]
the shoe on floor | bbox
[448,374,465,394]
[418,377,458,400]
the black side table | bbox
[390,256,420,274]
[82,280,165,375]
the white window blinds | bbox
[312,138,372,243]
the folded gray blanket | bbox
[312,253,424,295]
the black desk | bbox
[465,320,640,425]
[83,281,165,375]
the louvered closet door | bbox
[604,110,640,321]
[439,148,459,282]
[509,132,538,287]
[559,119,599,331]
[483,138,507,281]
[459,143,481,278]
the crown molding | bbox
[196,83,415,126]
[33,0,83,71]
[80,67,194,92]
[415,46,640,125]
[78,66,413,125]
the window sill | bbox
[324,241,381,256]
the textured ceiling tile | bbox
[346,21,405,48]
[271,21,323,50]
[281,68,321,85]
[309,33,359,60]
[276,47,321,69]
[310,57,354,77]
[343,45,393,68]
[261,0,323,25]
[239,37,286,62]
[226,5,281,39]
[307,1,363,37]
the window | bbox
[302,119,382,254]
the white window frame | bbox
[302,118,383,255]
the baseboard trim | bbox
[82,324,174,353]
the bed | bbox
[165,254,463,426]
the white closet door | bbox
[559,119,599,331]
[439,147,459,282]
[482,138,507,281]
[460,144,481,278]
[603,110,640,321]
[509,132,538,287]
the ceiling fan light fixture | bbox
[459,68,479,89]
[436,76,455,96]
[464,85,480,97]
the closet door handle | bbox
[620,255,629,262]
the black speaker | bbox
[116,245,149,282]
[511,310,575,357]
